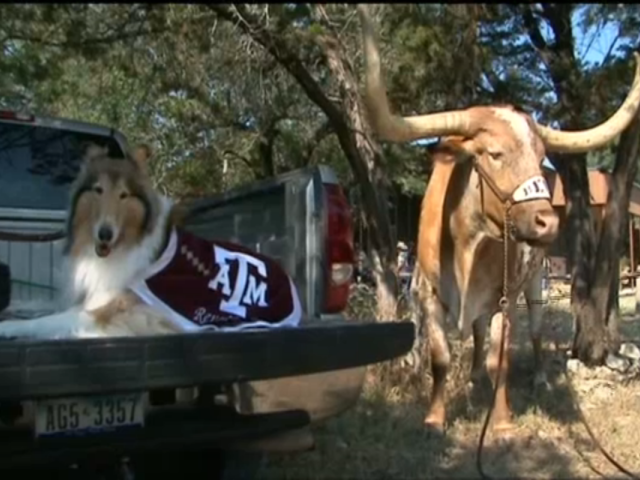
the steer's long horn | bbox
[536,53,640,153]
[358,4,473,143]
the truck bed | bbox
[0,165,333,319]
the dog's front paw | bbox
[0,320,30,340]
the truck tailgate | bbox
[0,322,413,401]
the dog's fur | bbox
[0,144,185,340]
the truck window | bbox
[0,122,125,210]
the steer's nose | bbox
[533,209,559,244]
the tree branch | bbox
[600,31,622,67]
[304,120,333,164]
[257,116,284,177]
[222,149,254,171]
[2,6,214,50]
[522,5,551,65]
[207,4,375,185]
[205,4,346,129]
[2,23,170,48]
[158,77,254,133]
[540,4,575,54]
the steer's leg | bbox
[486,306,514,435]
[524,269,549,389]
[470,315,488,384]
[423,286,450,432]
[406,265,428,374]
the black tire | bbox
[219,451,264,480]
[129,449,262,480]
[0,262,11,314]
[130,449,226,479]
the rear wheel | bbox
[219,451,264,480]
[129,449,262,480]
[130,449,224,479]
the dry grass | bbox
[259,288,640,479]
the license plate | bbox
[35,394,144,438]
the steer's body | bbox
[410,154,550,431]
[418,159,545,340]
[356,3,640,437]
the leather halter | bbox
[473,157,551,479]
[472,158,551,235]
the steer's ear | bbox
[428,137,474,164]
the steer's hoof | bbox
[424,418,445,439]
[491,422,517,446]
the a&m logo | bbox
[207,245,269,318]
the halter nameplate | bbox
[511,176,551,204]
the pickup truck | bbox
[0,111,414,479]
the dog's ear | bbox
[130,144,153,173]
[169,202,190,228]
[83,143,109,162]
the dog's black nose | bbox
[98,225,113,243]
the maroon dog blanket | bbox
[130,228,302,331]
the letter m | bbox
[242,275,268,307]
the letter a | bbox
[208,264,231,296]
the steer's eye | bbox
[488,151,504,161]
[93,185,103,195]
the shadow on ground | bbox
[258,389,579,479]
[260,301,640,479]
[432,304,582,429]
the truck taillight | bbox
[0,110,34,122]
[323,183,355,314]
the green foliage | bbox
[0,3,638,203]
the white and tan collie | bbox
[0,144,301,340]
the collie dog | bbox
[0,144,301,340]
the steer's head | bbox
[357,4,640,248]
[425,109,559,246]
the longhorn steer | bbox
[357,5,640,436]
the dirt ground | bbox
[259,291,640,479]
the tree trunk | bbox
[208,5,400,320]
[315,23,399,320]
[551,155,605,364]
[257,120,279,178]
[607,268,621,351]
[369,248,399,320]
[522,4,638,364]
[568,113,640,364]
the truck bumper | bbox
[0,322,412,463]
[230,366,366,424]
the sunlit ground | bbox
[260,287,640,479]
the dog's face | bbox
[66,144,158,258]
